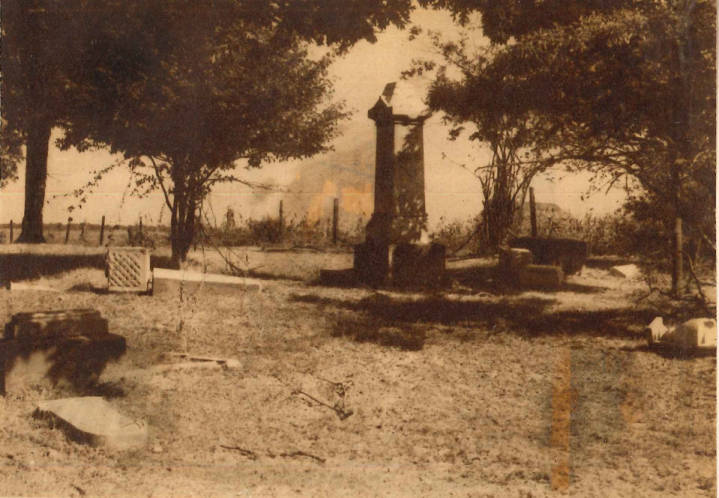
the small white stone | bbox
[609,264,641,279]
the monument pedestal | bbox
[392,243,446,288]
[354,241,390,286]
[334,81,447,289]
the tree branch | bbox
[148,155,174,211]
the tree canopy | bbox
[419,0,716,289]
[48,0,423,263]
[1,0,417,242]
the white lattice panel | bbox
[107,247,151,292]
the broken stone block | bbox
[498,247,533,285]
[609,264,641,279]
[645,316,669,345]
[1,310,124,395]
[510,237,587,275]
[391,243,446,288]
[152,268,262,296]
[35,397,148,450]
[651,318,717,350]
[518,264,564,289]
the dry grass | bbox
[0,246,715,497]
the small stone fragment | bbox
[609,264,641,279]
[645,316,668,345]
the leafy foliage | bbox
[0,121,24,188]
[420,0,716,287]
[2,0,416,244]
[404,29,559,252]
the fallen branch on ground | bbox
[272,450,326,464]
[220,445,258,460]
[292,389,353,420]
[309,373,351,398]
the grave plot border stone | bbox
[510,237,587,275]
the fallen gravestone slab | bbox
[609,264,641,279]
[34,397,147,450]
[646,317,716,350]
[152,268,262,295]
[9,282,59,292]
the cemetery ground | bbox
[0,244,715,497]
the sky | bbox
[0,7,627,229]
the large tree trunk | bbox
[670,159,684,296]
[169,176,199,268]
[16,121,51,243]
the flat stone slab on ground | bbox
[9,282,59,292]
[152,268,262,295]
[35,397,147,450]
[609,264,641,279]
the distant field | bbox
[0,223,168,247]
[0,243,354,285]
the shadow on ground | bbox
[0,253,105,285]
[293,292,659,351]
[446,265,606,295]
[621,343,718,361]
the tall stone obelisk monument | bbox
[354,82,439,285]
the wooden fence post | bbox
[9,220,13,244]
[99,215,105,246]
[278,200,284,239]
[64,217,72,244]
[529,187,538,237]
[332,197,339,245]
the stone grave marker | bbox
[354,81,445,287]
[1,309,125,394]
